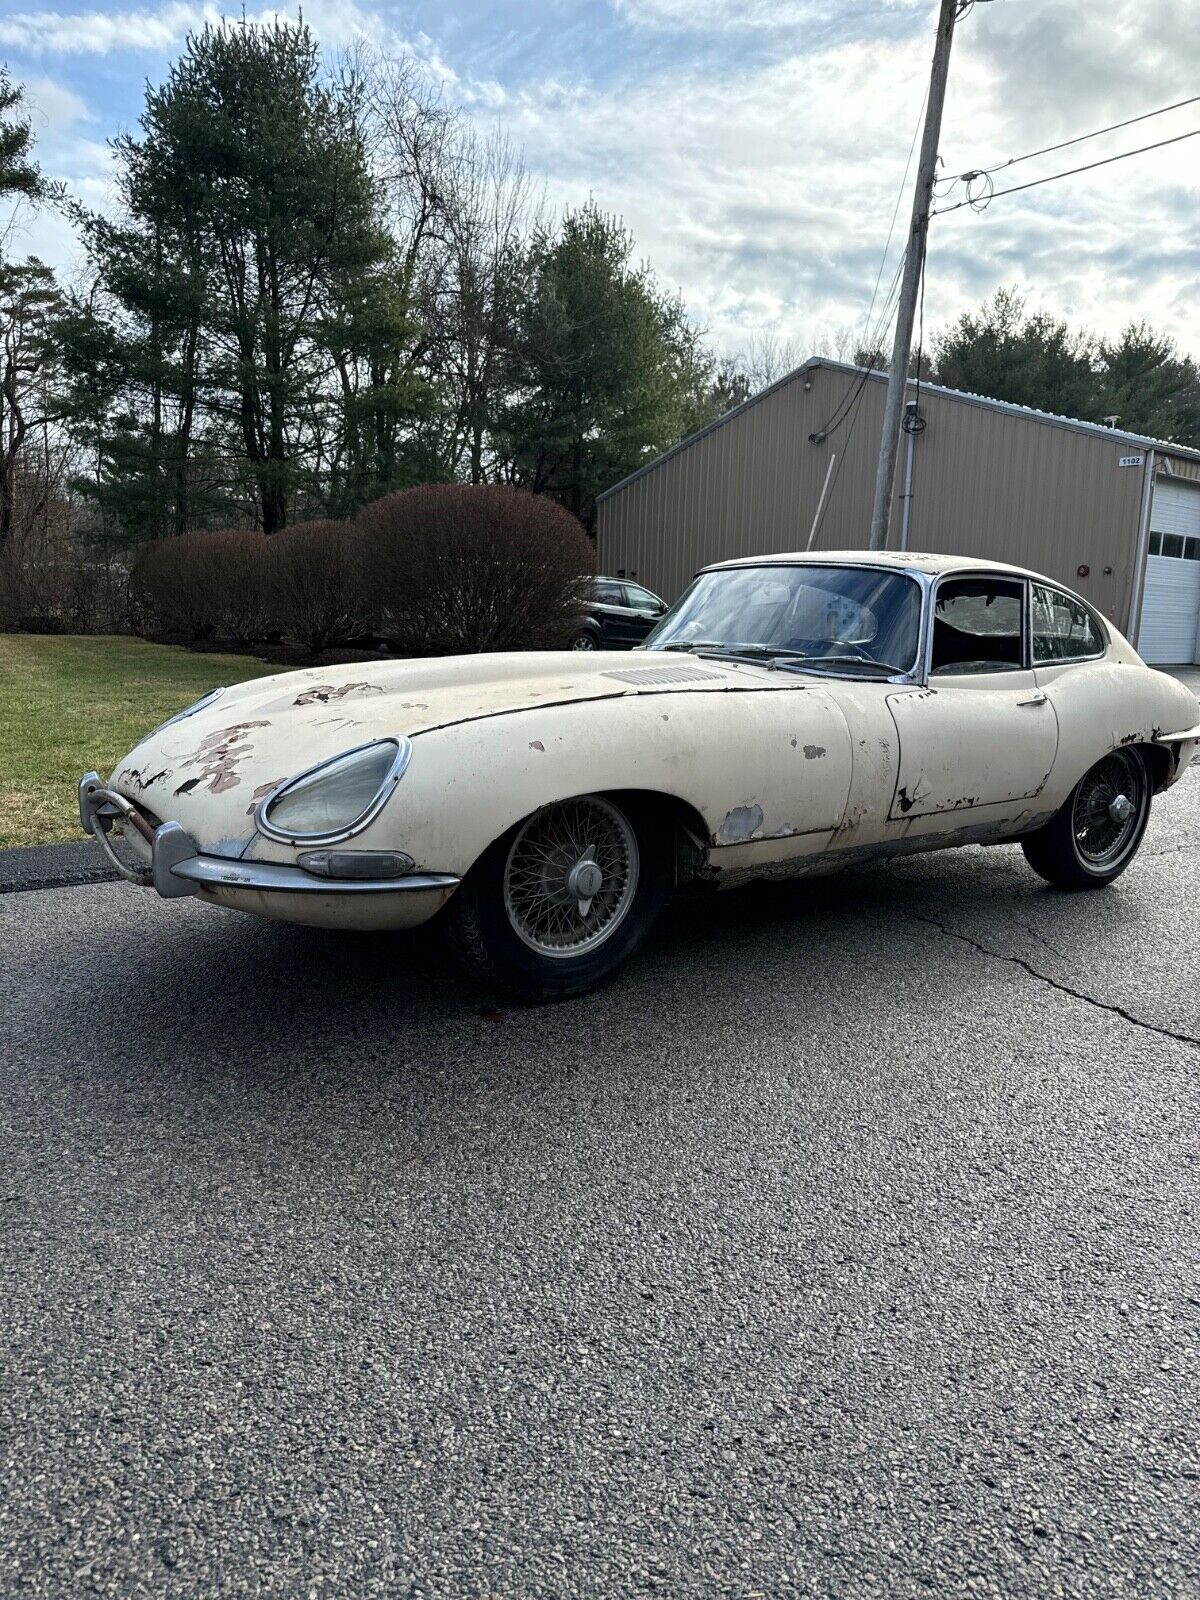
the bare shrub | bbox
[355,485,595,654]
[130,529,273,642]
[268,520,360,654]
[0,513,133,635]
[208,529,275,643]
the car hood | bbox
[109,650,779,854]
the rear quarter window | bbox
[1031,585,1104,662]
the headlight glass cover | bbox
[257,738,410,844]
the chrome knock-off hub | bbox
[1107,793,1134,824]
[503,797,640,958]
[566,849,603,915]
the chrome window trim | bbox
[255,737,412,847]
[1029,581,1109,666]
[922,569,1030,683]
[651,560,928,679]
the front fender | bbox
[243,685,855,878]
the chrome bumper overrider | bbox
[78,774,459,902]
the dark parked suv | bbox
[569,577,668,650]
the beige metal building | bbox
[597,357,1200,666]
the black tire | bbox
[569,627,601,651]
[1021,746,1150,890]
[446,795,672,1001]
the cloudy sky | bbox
[2,0,1198,356]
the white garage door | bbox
[1139,478,1200,665]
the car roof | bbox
[700,549,1048,583]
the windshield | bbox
[644,563,923,673]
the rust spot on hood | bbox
[293,682,385,707]
[174,721,268,796]
[118,765,170,791]
[246,779,282,816]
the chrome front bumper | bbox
[78,773,460,902]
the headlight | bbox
[256,738,411,844]
[149,686,225,738]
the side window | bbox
[594,581,624,605]
[624,584,661,613]
[930,577,1025,676]
[1031,584,1103,662]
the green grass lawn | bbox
[0,634,280,849]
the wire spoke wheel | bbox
[503,797,639,959]
[1071,748,1145,870]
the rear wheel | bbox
[570,628,600,651]
[447,795,671,1000]
[1021,747,1150,889]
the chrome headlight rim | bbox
[255,737,412,847]
[148,686,225,740]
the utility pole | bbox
[867,0,958,551]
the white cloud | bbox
[455,0,1200,354]
[613,0,922,33]
[18,73,91,131]
[0,0,381,56]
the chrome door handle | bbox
[1017,691,1048,706]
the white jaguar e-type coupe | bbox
[81,552,1199,999]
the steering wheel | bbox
[785,637,875,661]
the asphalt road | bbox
[3,770,1199,1599]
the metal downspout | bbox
[1127,448,1156,647]
[899,419,916,552]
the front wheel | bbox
[446,795,671,1001]
[1021,747,1150,889]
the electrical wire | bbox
[808,90,926,442]
[899,254,928,549]
[809,251,906,442]
[944,91,1200,189]
[808,261,911,539]
[809,348,876,544]
[933,123,1200,216]
[860,90,926,359]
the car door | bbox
[592,580,634,646]
[621,583,667,642]
[887,573,1059,821]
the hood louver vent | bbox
[602,665,727,686]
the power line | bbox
[862,90,927,347]
[808,91,926,442]
[809,255,905,443]
[941,91,1200,191]
[809,254,912,536]
[900,253,929,551]
[931,124,1200,216]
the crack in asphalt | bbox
[907,910,1200,1053]
[1018,921,1072,964]
[1142,840,1200,861]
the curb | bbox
[0,841,121,894]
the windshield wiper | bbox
[775,653,911,676]
[658,641,780,663]
[657,642,910,675]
